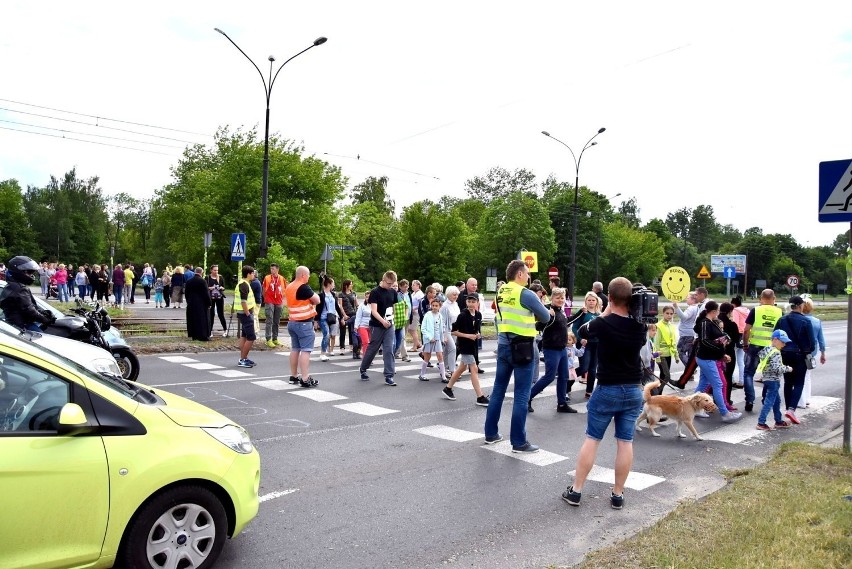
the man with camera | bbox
[561,277,648,511]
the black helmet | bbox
[7,255,39,285]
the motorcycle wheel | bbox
[113,348,140,382]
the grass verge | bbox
[572,442,852,569]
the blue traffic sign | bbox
[230,233,246,261]
[723,266,737,279]
[818,159,852,222]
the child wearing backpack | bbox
[153,278,164,308]
[755,329,794,431]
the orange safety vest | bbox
[285,281,317,321]
[263,274,287,305]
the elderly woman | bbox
[573,291,602,397]
[170,266,185,309]
[440,285,461,381]
[800,297,827,409]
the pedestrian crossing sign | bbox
[230,233,246,261]
[818,158,852,222]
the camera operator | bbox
[561,276,648,511]
[0,256,56,331]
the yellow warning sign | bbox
[696,264,712,279]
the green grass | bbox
[569,443,852,569]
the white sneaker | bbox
[320,353,329,362]
[695,410,710,418]
[722,411,743,423]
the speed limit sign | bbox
[786,275,800,288]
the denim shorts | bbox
[288,319,316,352]
[458,354,476,365]
[585,384,644,442]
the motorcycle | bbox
[43,299,140,382]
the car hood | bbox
[0,321,119,375]
[155,388,234,428]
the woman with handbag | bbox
[318,276,343,361]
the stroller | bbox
[46,276,59,300]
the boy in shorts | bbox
[443,295,489,406]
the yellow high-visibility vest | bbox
[495,281,536,337]
[751,305,782,347]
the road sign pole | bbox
[845,222,851,453]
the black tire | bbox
[118,485,227,569]
[113,348,140,382]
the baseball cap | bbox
[771,329,791,343]
[789,295,804,307]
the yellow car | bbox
[0,331,260,569]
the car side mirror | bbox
[57,403,97,436]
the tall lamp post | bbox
[541,127,606,303]
[214,28,327,258]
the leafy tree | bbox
[151,127,346,280]
[736,232,777,288]
[688,204,722,253]
[439,196,486,232]
[344,201,396,286]
[663,238,702,273]
[830,231,849,257]
[392,200,471,285]
[598,222,666,286]
[616,197,641,229]
[464,167,537,205]
[0,179,39,259]
[642,218,673,245]
[351,176,394,216]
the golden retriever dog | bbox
[635,380,717,440]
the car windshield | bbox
[0,326,138,399]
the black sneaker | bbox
[527,401,534,413]
[289,375,300,384]
[476,395,489,406]
[562,486,581,506]
[360,372,369,381]
[610,491,624,510]
[745,402,754,412]
[511,442,539,453]
[484,434,503,444]
[427,362,434,368]
[440,378,450,384]
[477,367,485,374]
[385,378,397,386]
[556,403,577,413]
[299,378,316,388]
[418,375,429,381]
[442,387,456,400]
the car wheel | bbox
[119,485,227,569]
[113,348,141,381]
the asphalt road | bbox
[136,323,848,568]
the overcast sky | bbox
[2,1,851,248]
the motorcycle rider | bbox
[0,256,57,331]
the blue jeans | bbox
[319,318,330,352]
[484,340,536,447]
[758,381,783,425]
[585,384,643,441]
[742,344,764,405]
[57,283,69,303]
[113,286,123,305]
[394,327,404,355]
[78,285,87,298]
[695,358,730,416]
[530,347,569,405]
[577,341,599,393]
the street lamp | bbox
[214,28,327,258]
[541,127,606,303]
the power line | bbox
[0,97,212,137]
[0,126,179,156]
[0,119,186,149]
[0,107,203,144]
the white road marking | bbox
[414,425,483,442]
[334,402,400,416]
[482,440,569,466]
[159,356,198,363]
[252,379,300,391]
[259,488,299,502]
[209,369,255,378]
[289,389,348,402]
[182,362,224,370]
[568,464,666,491]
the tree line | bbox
[1,128,845,296]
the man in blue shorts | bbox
[285,266,322,387]
[562,276,646,510]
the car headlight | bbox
[202,425,254,454]
[92,357,122,376]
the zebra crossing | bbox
[157,352,843,491]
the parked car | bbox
[0,331,260,569]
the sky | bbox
[2,1,852,248]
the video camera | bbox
[629,283,658,324]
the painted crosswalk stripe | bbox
[481,440,569,466]
[568,464,665,491]
[259,488,299,503]
[335,402,399,416]
[183,362,224,370]
[700,395,842,444]
[289,389,348,402]
[414,425,483,442]
[210,369,254,378]
[253,379,300,391]
[160,356,198,363]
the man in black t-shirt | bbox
[562,277,646,511]
[359,270,400,386]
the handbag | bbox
[326,313,337,325]
[509,336,534,365]
[805,353,817,370]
